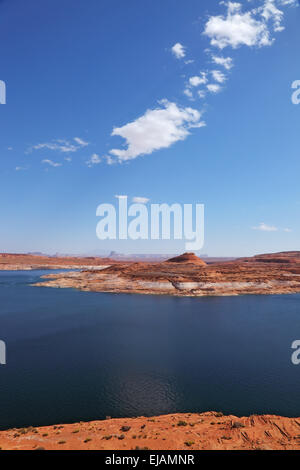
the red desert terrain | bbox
[27,250,300,297]
[1,412,300,450]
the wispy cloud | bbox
[132,196,150,204]
[86,153,101,167]
[28,137,89,154]
[252,222,292,232]
[15,166,27,171]
[252,222,278,232]
[42,159,62,168]
[103,155,116,165]
[198,90,206,99]
[73,137,89,147]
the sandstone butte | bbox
[1,412,300,450]
[2,251,300,450]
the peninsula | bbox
[31,251,300,297]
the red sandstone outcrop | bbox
[2,251,300,297]
[34,251,300,297]
[1,412,300,450]
[165,252,207,266]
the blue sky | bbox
[0,0,299,256]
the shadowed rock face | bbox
[33,251,300,297]
[165,252,207,266]
[1,412,300,450]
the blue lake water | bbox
[0,270,300,430]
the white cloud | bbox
[189,73,208,87]
[74,137,89,147]
[42,159,62,167]
[252,222,278,232]
[171,43,186,59]
[198,90,206,99]
[107,100,205,162]
[207,83,222,93]
[115,195,128,200]
[99,0,296,166]
[132,197,150,204]
[28,137,89,154]
[212,55,234,70]
[86,153,101,167]
[183,88,194,99]
[204,1,273,49]
[211,70,227,83]
[15,166,26,171]
[252,222,293,232]
[204,1,297,50]
[103,155,116,165]
[32,141,77,153]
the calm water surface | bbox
[0,270,300,430]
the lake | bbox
[0,270,300,430]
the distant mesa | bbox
[165,252,207,266]
[241,251,300,265]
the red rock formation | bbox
[1,412,300,450]
[34,251,300,297]
[165,252,207,266]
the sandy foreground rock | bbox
[1,412,300,450]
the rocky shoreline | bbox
[34,252,300,297]
[1,412,300,450]
[0,253,117,271]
